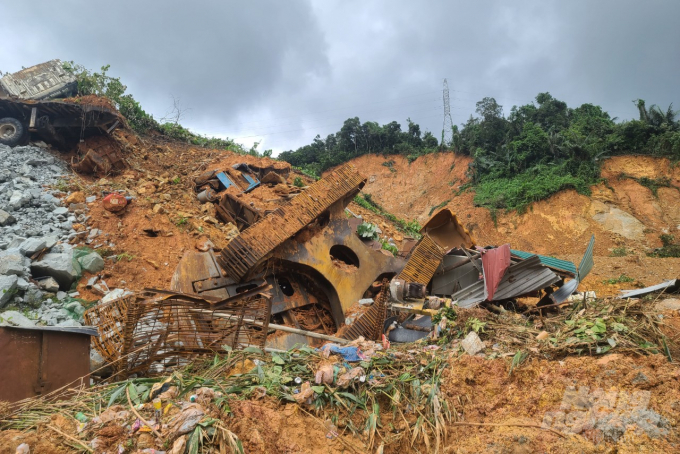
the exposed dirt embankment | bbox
[339,153,680,295]
[348,153,680,256]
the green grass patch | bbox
[602,274,635,285]
[649,234,680,258]
[610,246,628,257]
[353,194,422,239]
[473,165,595,213]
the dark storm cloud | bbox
[2,1,679,153]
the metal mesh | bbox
[83,292,141,364]
[85,290,271,376]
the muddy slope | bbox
[346,153,680,257]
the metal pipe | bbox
[195,309,350,344]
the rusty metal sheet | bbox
[215,193,262,231]
[420,208,476,250]
[218,163,367,281]
[482,244,511,300]
[452,256,560,308]
[396,235,445,285]
[0,326,92,402]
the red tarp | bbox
[482,244,511,301]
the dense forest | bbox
[279,93,680,212]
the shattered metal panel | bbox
[492,256,560,300]
[420,208,476,250]
[85,290,271,377]
[218,163,366,281]
[121,291,271,376]
[396,235,445,285]
[84,292,139,364]
[431,257,481,295]
[482,244,511,300]
[510,249,577,277]
[619,279,679,299]
[215,193,262,231]
[452,256,559,308]
[577,235,595,282]
[551,235,596,304]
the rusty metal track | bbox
[218,164,366,281]
[396,235,445,285]
[342,280,390,341]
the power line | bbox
[442,79,454,147]
[231,106,449,140]
[229,110,471,142]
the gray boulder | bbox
[0,275,19,307]
[0,209,16,226]
[79,252,105,273]
[37,276,60,292]
[19,238,46,256]
[0,250,28,277]
[0,310,35,327]
[31,251,81,290]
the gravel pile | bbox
[0,143,107,328]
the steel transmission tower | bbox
[442,79,454,148]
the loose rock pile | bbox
[0,144,105,328]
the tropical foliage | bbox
[282,92,680,212]
[278,117,439,176]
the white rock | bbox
[0,310,35,327]
[0,275,19,307]
[461,331,486,356]
[0,209,16,226]
[101,288,133,304]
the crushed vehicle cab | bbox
[0,59,122,148]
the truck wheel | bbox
[0,117,24,147]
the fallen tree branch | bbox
[126,387,163,440]
[46,425,94,452]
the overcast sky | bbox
[3,1,679,154]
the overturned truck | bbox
[0,60,126,172]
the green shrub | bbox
[649,234,680,257]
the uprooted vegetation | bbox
[1,296,678,453]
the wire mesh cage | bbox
[84,292,143,364]
[85,289,272,376]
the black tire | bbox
[0,117,24,147]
